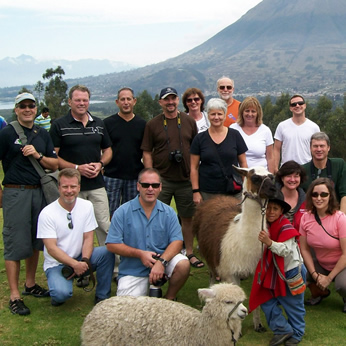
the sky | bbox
[0,0,262,67]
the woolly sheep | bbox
[81,283,248,346]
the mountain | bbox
[74,0,346,98]
[0,55,137,88]
[1,0,345,98]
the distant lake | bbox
[0,101,14,110]
[0,100,107,110]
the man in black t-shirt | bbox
[103,87,146,217]
[0,92,58,315]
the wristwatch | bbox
[157,257,168,267]
[37,152,44,161]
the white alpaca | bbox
[81,283,248,346]
[193,166,278,332]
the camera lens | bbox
[149,285,162,298]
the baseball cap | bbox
[159,87,178,99]
[15,92,36,106]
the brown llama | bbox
[193,166,279,332]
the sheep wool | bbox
[81,283,248,346]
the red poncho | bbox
[249,215,300,312]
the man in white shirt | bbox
[37,168,114,306]
[273,94,320,173]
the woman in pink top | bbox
[300,178,346,312]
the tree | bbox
[34,81,44,105]
[42,66,69,120]
[134,90,161,121]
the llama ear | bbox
[232,165,249,177]
[198,288,216,301]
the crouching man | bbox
[106,168,190,300]
[37,168,115,306]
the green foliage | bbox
[34,81,44,108]
[134,90,162,121]
[42,66,69,120]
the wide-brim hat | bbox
[159,87,178,99]
[15,92,36,106]
[268,190,291,214]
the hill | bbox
[1,0,345,99]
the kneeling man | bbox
[106,168,190,299]
[37,168,115,306]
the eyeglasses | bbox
[67,212,74,229]
[219,85,233,90]
[186,97,201,103]
[311,192,329,198]
[138,182,161,189]
[290,101,305,107]
[17,103,36,109]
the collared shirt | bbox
[106,196,183,279]
[34,114,51,130]
[50,110,112,191]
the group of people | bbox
[0,79,345,346]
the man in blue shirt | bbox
[106,168,190,300]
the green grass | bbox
[0,168,345,345]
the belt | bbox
[4,184,40,189]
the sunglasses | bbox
[18,103,36,109]
[186,97,201,103]
[138,182,161,189]
[311,192,329,198]
[290,101,305,107]
[67,212,74,229]
[219,85,233,90]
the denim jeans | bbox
[261,264,307,341]
[45,246,115,303]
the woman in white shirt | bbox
[230,96,274,172]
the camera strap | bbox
[80,257,96,292]
[162,112,183,155]
[314,212,339,240]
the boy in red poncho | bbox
[249,191,306,346]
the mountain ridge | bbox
[1,0,345,98]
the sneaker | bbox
[22,283,50,297]
[9,299,30,315]
[51,299,64,307]
[94,296,106,305]
[269,333,293,346]
[285,337,300,345]
[76,276,90,288]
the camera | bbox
[149,255,168,298]
[169,150,183,163]
[61,265,90,288]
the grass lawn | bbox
[0,168,345,345]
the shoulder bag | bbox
[10,121,60,205]
[272,241,306,296]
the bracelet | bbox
[99,160,105,169]
[311,270,317,277]
[192,189,200,193]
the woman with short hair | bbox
[190,98,248,205]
